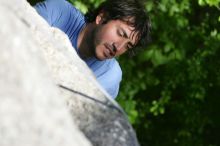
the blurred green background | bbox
[29,0,220,145]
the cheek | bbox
[97,27,118,44]
[116,48,127,56]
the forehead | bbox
[113,19,139,45]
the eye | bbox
[117,29,124,37]
[127,43,133,50]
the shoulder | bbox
[35,0,85,30]
[45,0,82,15]
[34,0,82,19]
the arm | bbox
[34,0,85,49]
[34,0,64,26]
[34,0,80,28]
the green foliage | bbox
[117,0,220,145]
[198,0,220,7]
[69,0,88,13]
[68,0,105,14]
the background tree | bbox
[118,0,220,145]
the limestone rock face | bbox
[0,1,92,146]
[0,0,140,146]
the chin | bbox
[96,57,104,61]
[95,54,105,61]
[95,51,106,61]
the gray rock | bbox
[0,0,140,145]
[0,1,91,146]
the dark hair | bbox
[85,0,151,56]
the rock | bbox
[0,0,140,146]
[0,1,92,146]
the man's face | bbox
[91,16,139,60]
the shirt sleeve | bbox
[34,0,85,49]
[34,0,77,28]
[34,0,62,25]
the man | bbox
[34,0,151,99]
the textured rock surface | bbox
[0,0,140,146]
[0,1,92,146]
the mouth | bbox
[104,43,115,58]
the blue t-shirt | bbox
[34,0,122,98]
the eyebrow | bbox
[120,27,128,38]
[128,42,134,48]
[119,27,135,47]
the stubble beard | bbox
[90,26,103,61]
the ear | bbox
[95,12,105,25]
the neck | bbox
[77,23,95,59]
